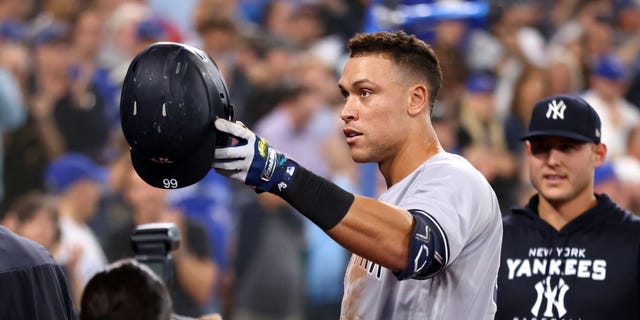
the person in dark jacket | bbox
[496,94,640,319]
[0,225,77,319]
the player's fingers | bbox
[215,118,252,140]
[212,167,246,181]
[214,146,248,160]
[212,160,241,171]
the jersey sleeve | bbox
[382,155,500,277]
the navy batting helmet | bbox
[120,42,233,189]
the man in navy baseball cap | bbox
[497,94,640,319]
[521,94,602,143]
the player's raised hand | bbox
[212,118,298,194]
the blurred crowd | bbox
[0,0,639,319]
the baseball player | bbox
[496,95,640,319]
[212,31,503,319]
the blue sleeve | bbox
[394,209,449,280]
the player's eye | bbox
[530,143,550,155]
[360,89,372,97]
[340,89,349,100]
[559,142,584,152]
[531,141,585,155]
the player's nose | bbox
[340,97,358,123]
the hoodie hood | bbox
[508,193,620,235]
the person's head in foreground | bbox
[80,258,172,320]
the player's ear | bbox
[592,142,607,166]
[408,84,428,116]
[524,141,532,156]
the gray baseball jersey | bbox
[340,152,502,319]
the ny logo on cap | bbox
[546,99,567,120]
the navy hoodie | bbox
[496,194,640,320]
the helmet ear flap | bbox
[119,42,234,189]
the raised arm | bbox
[327,195,413,271]
[213,119,446,278]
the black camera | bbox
[130,222,181,284]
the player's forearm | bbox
[327,196,414,271]
[279,165,413,271]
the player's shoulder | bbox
[595,194,640,227]
[422,152,486,180]
[421,152,495,197]
[0,226,56,272]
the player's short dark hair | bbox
[80,259,173,320]
[347,31,442,112]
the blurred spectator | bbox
[581,8,616,65]
[195,13,257,127]
[168,170,237,314]
[32,0,85,27]
[458,72,518,213]
[45,152,109,305]
[431,101,461,154]
[260,0,296,39]
[297,54,357,187]
[37,21,112,163]
[0,40,30,93]
[613,124,640,214]
[13,19,109,166]
[546,22,587,95]
[467,1,547,120]
[0,0,33,21]
[0,65,26,209]
[232,82,333,320]
[0,224,76,319]
[504,66,550,157]
[238,34,300,128]
[196,14,240,68]
[315,0,367,43]
[3,23,77,211]
[287,3,344,69]
[594,161,631,209]
[432,16,471,114]
[582,53,640,160]
[106,164,217,318]
[298,59,353,320]
[1,191,60,253]
[99,1,150,84]
[147,0,198,43]
[69,8,120,145]
[232,192,305,320]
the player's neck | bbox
[538,191,598,231]
[381,136,443,188]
